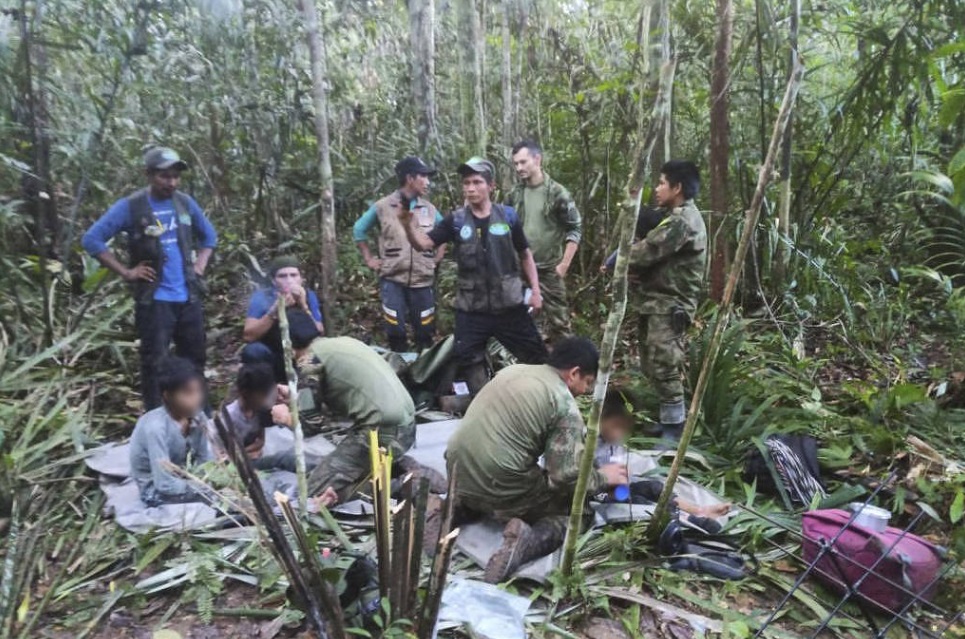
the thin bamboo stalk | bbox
[649,60,805,534]
[369,430,393,603]
[277,301,308,511]
[405,477,430,617]
[559,59,677,577]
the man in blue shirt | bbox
[82,147,218,409]
[241,256,325,382]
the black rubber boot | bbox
[484,518,564,584]
[660,422,684,447]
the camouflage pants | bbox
[536,267,572,344]
[638,312,687,415]
[308,421,415,500]
[454,485,572,539]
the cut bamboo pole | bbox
[648,60,805,534]
[559,59,677,577]
[417,528,460,639]
[369,430,393,603]
[213,410,331,638]
[275,492,347,639]
[276,301,308,511]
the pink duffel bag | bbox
[801,509,945,612]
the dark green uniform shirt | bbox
[628,199,707,315]
[447,364,606,505]
[298,337,415,429]
[506,173,582,269]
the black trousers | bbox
[453,305,547,371]
[135,299,206,409]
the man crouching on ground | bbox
[129,356,213,506]
[295,332,428,507]
[445,337,628,583]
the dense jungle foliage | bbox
[1,0,964,637]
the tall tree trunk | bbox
[773,0,800,285]
[408,0,437,156]
[297,0,337,317]
[658,0,671,162]
[708,0,734,302]
[499,0,514,189]
[466,0,486,154]
[18,0,56,346]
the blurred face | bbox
[600,414,633,445]
[241,388,275,411]
[512,148,542,183]
[462,174,492,206]
[654,173,683,208]
[273,267,303,293]
[163,378,205,418]
[147,168,181,199]
[405,173,431,197]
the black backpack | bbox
[743,434,826,510]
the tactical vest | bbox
[374,192,438,288]
[452,205,525,313]
[126,188,199,303]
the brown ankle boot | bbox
[484,518,564,583]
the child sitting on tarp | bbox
[210,363,296,471]
[129,356,214,506]
[595,390,729,526]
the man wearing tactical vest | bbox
[82,147,217,409]
[626,160,707,441]
[506,139,582,344]
[353,156,444,352]
[400,157,548,392]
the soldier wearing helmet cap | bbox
[400,156,547,393]
[353,156,445,352]
[82,146,217,409]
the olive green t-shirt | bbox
[298,337,415,429]
[521,183,557,267]
[446,364,607,503]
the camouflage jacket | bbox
[628,199,707,315]
[447,364,607,502]
[505,173,582,268]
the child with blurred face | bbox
[129,356,213,506]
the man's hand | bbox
[555,261,570,279]
[193,263,206,277]
[529,289,543,315]
[271,404,293,427]
[276,384,291,402]
[123,262,156,283]
[289,284,308,308]
[365,256,382,271]
[599,463,629,487]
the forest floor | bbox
[26,283,965,639]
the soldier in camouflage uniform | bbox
[445,337,628,583]
[296,335,416,506]
[627,160,707,441]
[506,140,582,344]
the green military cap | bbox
[457,156,496,182]
[268,255,300,276]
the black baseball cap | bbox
[395,156,436,180]
[144,147,188,172]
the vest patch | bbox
[459,224,473,241]
[490,222,511,236]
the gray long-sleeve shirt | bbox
[129,407,213,506]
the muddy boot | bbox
[660,422,684,447]
[484,518,564,584]
[395,455,448,494]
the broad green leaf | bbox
[950,491,964,525]
[949,146,965,178]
